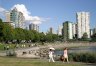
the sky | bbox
[0,0,96,33]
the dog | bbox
[60,55,64,62]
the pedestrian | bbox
[6,45,9,50]
[16,44,19,48]
[29,44,31,47]
[48,49,55,62]
[4,45,6,50]
[63,47,69,62]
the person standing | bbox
[48,49,55,62]
[6,45,9,50]
[63,47,69,62]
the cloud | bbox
[11,4,48,24]
[31,16,42,24]
[11,4,31,20]
[0,6,6,13]
[0,6,9,21]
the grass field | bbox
[0,57,91,66]
[0,43,96,66]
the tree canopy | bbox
[0,18,59,43]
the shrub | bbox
[69,53,96,63]
[6,50,16,56]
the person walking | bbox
[48,49,55,62]
[63,47,69,62]
[6,45,9,50]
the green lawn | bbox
[0,57,89,66]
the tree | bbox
[82,32,88,41]
[52,34,58,41]
[91,33,96,41]
[29,30,34,42]
[3,23,14,43]
[39,32,46,44]
[14,28,25,43]
[32,30,40,42]
[45,33,53,42]
[23,29,30,42]
[23,30,34,43]
[0,18,4,41]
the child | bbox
[49,49,55,62]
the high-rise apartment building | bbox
[72,23,77,38]
[57,25,62,35]
[76,12,90,38]
[49,27,53,34]
[5,11,11,22]
[18,12,25,28]
[62,21,73,40]
[93,28,96,34]
[90,29,93,36]
[29,23,39,32]
[5,11,14,26]
[10,7,25,28]
[10,7,19,28]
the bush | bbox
[69,53,96,63]
[6,50,16,56]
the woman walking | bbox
[63,47,69,62]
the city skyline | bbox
[0,0,96,33]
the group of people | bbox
[4,45,10,50]
[48,47,69,62]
